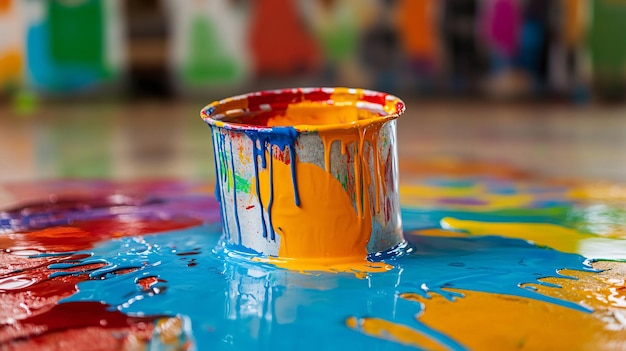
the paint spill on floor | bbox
[1,162,626,350]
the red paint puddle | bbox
[0,217,201,347]
[0,252,166,349]
[0,301,162,347]
[0,271,89,325]
[1,217,202,253]
[0,183,209,349]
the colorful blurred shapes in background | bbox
[166,0,248,89]
[0,0,23,95]
[0,0,625,100]
[21,0,124,94]
[1,1,626,350]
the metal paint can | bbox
[201,87,405,259]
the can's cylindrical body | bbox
[201,87,404,259]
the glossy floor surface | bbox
[1,100,626,183]
[0,101,625,350]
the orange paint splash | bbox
[397,283,626,351]
[346,316,449,351]
[253,157,372,259]
[347,263,626,351]
[253,256,392,278]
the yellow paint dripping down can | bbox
[201,87,405,261]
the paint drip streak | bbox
[268,146,276,241]
[353,139,363,217]
[219,133,231,238]
[371,128,383,213]
[230,140,242,243]
[245,127,300,241]
[212,128,230,240]
[323,138,333,172]
[359,129,368,217]
[289,144,300,207]
[251,140,269,239]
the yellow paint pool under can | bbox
[201,87,405,262]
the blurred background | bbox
[0,0,625,183]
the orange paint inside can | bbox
[219,99,387,128]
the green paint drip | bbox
[225,153,233,192]
[337,172,349,192]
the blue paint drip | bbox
[53,221,597,350]
[211,128,230,240]
[251,141,269,239]
[268,147,276,241]
[229,140,242,244]
[244,126,300,241]
[210,129,222,207]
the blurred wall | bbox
[0,0,625,102]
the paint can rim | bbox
[200,87,405,133]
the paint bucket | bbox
[201,87,405,260]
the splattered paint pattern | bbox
[1,160,625,350]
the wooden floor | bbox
[1,100,625,183]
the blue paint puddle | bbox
[54,223,595,350]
